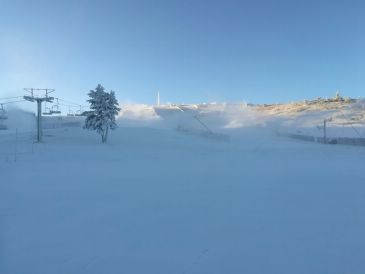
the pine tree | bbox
[84,84,121,143]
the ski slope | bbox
[1,107,365,274]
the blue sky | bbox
[1,0,364,109]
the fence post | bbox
[323,120,327,144]
[14,128,18,162]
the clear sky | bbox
[0,0,364,109]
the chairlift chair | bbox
[43,102,52,115]
[65,105,74,116]
[67,108,74,116]
[74,105,83,116]
[50,98,61,114]
[43,106,52,115]
[50,105,61,114]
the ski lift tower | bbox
[23,88,54,142]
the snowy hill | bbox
[1,101,365,274]
[118,98,365,139]
[2,96,365,139]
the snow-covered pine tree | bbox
[84,84,121,143]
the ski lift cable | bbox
[57,97,87,107]
[1,99,27,105]
[57,98,79,105]
[337,108,364,138]
[58,101,88,109]
[0,96,23,101]
[0,96,23,100]
[58,102,77,107]
[322,104,364,139]
[57,103,89,111]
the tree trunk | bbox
[101,127,108,143]
[101,129,105,143]
[105,127,109,143]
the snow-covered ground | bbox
[1,104,365,274]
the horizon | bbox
[0,88,363,116]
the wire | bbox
[1,100,27,105]
[57,102,89,109]
[57,98,80,105]
[57,97,86,107]
[0,96,23,101]
[338,108,364,138]
[321,103,364,139]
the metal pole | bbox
[193,115,214,134]
[14,128,18,162]
[323,120,327,144]
[37,99,42,142]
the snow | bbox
[1,104,365,274]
